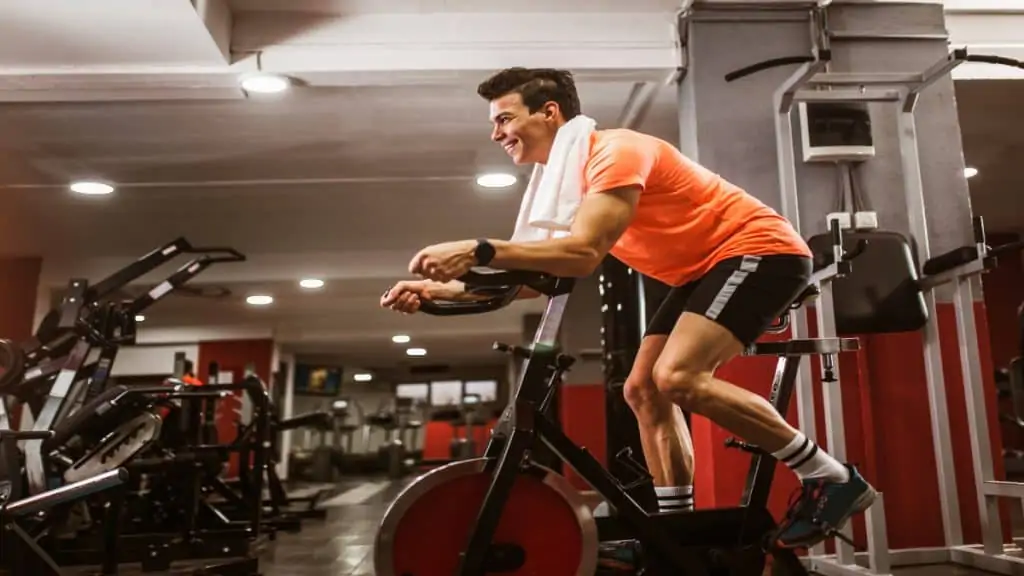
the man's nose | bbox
[491,126,504,143]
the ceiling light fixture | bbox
[406,347,427,357]
[353,373,373,382]
[392,334,411,344]
[476,173,517,188]
[134,315,145,322]
[240,73,291,94]
[299,278,324,289]
[70,180,115,195]
[246,295,274,306]
[964,167,979,179]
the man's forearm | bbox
[430,280,540,302]
[488,238,600,278]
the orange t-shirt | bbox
[584,129,811,286]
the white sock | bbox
[771,432,849,483]
[655,485,694,512]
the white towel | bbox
[510,115,597,242]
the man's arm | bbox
[485,185,641,278]
[428,281,541,301]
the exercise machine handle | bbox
[0,430,53,441]
[724,53,824,82]
[965,53,1024,70]
[4,468,128,517]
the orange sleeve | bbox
[584,132,656,194]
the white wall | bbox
[110,344,200,376]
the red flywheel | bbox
[374,458,599,576]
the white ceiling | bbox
[227,0,685,13]
[0,0,1019,377]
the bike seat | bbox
[790,284,821,310]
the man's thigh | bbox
[649,254,812,370]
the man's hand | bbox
[409,240,478,282]
[380,280,435,314]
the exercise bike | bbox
[373,268,859,576]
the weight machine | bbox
[724,15,1024,576]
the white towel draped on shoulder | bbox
[509,115,597,243]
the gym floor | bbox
[254,477,1018,576]
[256,477,415,576]
[76,475,1022,575]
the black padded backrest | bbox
[45,385,130,450]
[807,230,929,335]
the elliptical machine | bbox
[373,267,858,576]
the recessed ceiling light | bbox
[246,295,274,306]
[299,278,324,289]
[70,180,115,195]
[476,173,517,188]
[134,314,145,322]
[406,347,427,357]
[240,73,290,94]
[392,334,411,344]
[353,373,373,382]
[964,167,979,179]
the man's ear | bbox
[543,101,560,121]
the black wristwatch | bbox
[474,239,496,266]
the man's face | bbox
[488,93,561,165]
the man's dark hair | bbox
[477,67,581,120]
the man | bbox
[380,67,876,548]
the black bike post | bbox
[456,289,572,575]
[456,342,558,575]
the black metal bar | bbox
[725,53,824,82]
[456,425,536,575]
[4,522,63,575]
[534,413,697,573]
[57,279,89,331]
[740,354,801,514]
[87,237,193,301]
[245,375,270,539]
[124,257,213,316]
[85,346,119,400]
[101,487,126,575]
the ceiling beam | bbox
[0,11,679,102]
[946,2,1024,79]
[193,0,233,65]
[233,12,679,84]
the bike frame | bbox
[455,279,855,575]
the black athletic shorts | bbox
[645,254,813,347]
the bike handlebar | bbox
[415,268,568,317]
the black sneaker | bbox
[774,464,877,549]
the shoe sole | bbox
[777,485,879,549]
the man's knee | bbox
[623,375,660,413]
[652,359,713,411]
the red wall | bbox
[981,233,1024,452]
[0,256,41,341]
[197,339,274,477]
[559,384,608,489]
[1,256,42,430]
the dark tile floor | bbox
[8,475,1019,575]
[257,478,414,576]
[250,477,1014,576]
